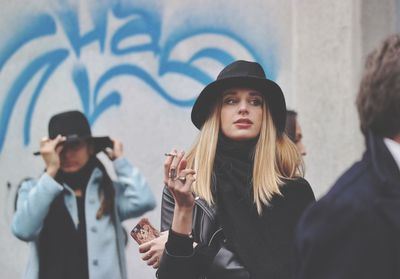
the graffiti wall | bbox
[0,0,292,278]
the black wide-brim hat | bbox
[191,60,287,133]
[34,110,112,155]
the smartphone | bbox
[130,218,160,245]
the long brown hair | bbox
[285,110,298,142]
[94,158,115,219]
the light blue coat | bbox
[12,158,156,279]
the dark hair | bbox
[285,110,298,142]
[95,158,115,220]
[357,34,400,137]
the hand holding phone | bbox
[131,218,160,245]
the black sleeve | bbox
[158,188,218,279]
[157,232,217,279]
[166,229,194,256]
[281,178,316,219]
[272,178,316,232]
[259,178,316,278]
[160,186,175,231]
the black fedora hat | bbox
[191,60,287,133]
[34,110,112,155]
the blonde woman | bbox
[157,60,315,279]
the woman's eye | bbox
[250,99,263,106]
[223,98,236,105]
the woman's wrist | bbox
[46,166,59,177]
[170,229,193,238]
[171,206,193,235]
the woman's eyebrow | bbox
[222,90,262,97]
[249,91,262,97]
[222,90,237,96]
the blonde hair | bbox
[186,99,304,215]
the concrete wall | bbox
[0,0,397,278]
[293,0,364,197]
[294,0,397,197]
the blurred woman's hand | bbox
[40,135,66,177]
[104,138,123,160]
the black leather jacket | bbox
[159,186,250,279]
[158,175,316,279]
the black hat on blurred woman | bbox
[191,60,287,133]
[47,110,112,154]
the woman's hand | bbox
[40,135,66,177]
[104,138,123,160]
[164,149,196,235]
[139,231,168,269]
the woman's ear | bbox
[88,142,95,155]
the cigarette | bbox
[164,153,177,157]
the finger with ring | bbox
[169,168,176,179]
[164,149,177,183]
[169,151,184,179]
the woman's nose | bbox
[60,148,72,159]
[297,141,307,156]
[238,101,249,114]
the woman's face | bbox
[220,87,264,141]
[60,140,92,173]
[295,120,306,156]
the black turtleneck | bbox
[216,134,258,161]
[214,134,315,279]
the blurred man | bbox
[294,34,400,279]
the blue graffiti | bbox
[0,1,277,154]
[95,64,196,109]
[56,0,107,57]
[0,49,69,149]
[0,14,57,71]
[24,50,70,145]
[159,28,276,81]
[111,9,161,55]
[73,64,122,125]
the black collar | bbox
[366,131,400,232]
[366,131,400,192]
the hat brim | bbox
[63,135,113,154]
[86,136,113,154]
[33,136,113,156]
[191,76,286,132]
